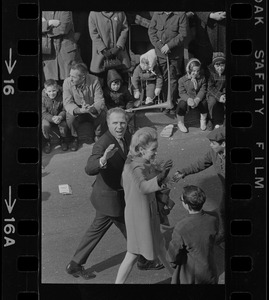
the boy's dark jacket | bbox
[42,87,66,122]
[104,69,134,110]
[180,148,225,188]
[207,64,226,101]
[148,12,187,60]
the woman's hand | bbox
[171,171,184,183]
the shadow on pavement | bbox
[42,191,51,201]
[155,277,171,284]
[86,251,126,273]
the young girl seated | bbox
[131,49,163,106]
[176,58,208,133]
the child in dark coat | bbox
[167,185,219,284]
[176,58,208,133]
[103,69,135,133]
[131,49,163,106]
[207,52,226,130]
[42,79,69,153]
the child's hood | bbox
[139,48,157,70]
[106,69,123,90]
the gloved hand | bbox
[102,49,113,59]
[110,46,121,56]
[157,159,173,186]
[187,98,194,107]
[193,97,200,108]
[89,106,98,116]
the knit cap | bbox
[207,126,225,142]
[212,52,226,64]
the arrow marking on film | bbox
[5,48,17,74]
[5,186,17,214]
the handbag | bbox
[156,188,175,226]
[42,35,52,55]
[102,57,124,71]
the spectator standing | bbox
[167,185,219,284]
[148,11,187,113]
[42,11,81,83]
[176,58,208,133]
[88,11,131,84]
[63,62,107,151]
[190,11,226,71]
[73,11,92,70]
[42,79,69,153]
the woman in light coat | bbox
[115,127,174,283]
[88,11,131,76]
[42,11,81,82]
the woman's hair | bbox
[129,127,157,157]
[181,185,206,211]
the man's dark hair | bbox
[181,185,206,211]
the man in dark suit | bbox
[66,107,162,279]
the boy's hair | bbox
[129,127,157,157]
[70,61,88,75]
[44,79,58,89]
[181,185,206,211]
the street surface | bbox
[42,110,225,284]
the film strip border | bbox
[1,1,267,299]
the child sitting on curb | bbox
[42,79,69,153]
[176,58,208,133]
[207,52,226,130]
[131,49,163,106]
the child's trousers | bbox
[42,119,69,140]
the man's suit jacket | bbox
[85,130,131,217]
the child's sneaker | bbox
[145,97,154,105]
[44,140,51,154]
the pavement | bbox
[41,109,225,284]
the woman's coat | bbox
[88,11,131,74]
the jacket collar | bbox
[106,130,129,159]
